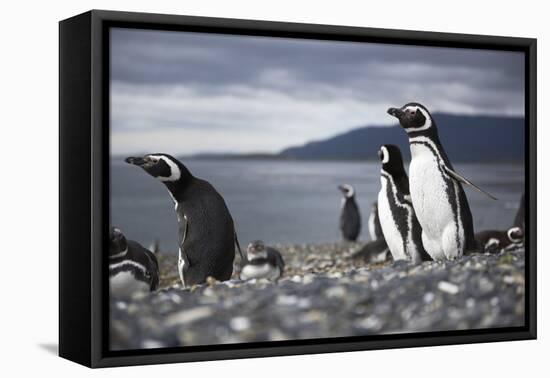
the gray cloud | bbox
[110,27,525,155]
[111,28,523,90]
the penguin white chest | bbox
[110,271,150,298]
[409,143,460,259]
[377,178,407,260]
[240,263,280,281]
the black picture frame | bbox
[59,9,537,368]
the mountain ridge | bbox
[280,113,525,162]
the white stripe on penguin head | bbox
[110,248,128,259]
[340,184,355,198]
[404,106,432,133]
[380,146,389,164]
[507,227,523,243]
[149,155,181,182]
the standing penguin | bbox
[377,144,430,263]
[109,227,159,297]
[240,240,285,281]
[368,201,384,242]
[387,103,496,260]
[338,184,361,241]
[125,153,244,287]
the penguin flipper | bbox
[443,166,498,200]
[178,215,190,270]
[268,248,285,271]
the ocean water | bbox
[110,159,525,251]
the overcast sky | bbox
[110,27,525,155]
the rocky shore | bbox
[110,243,525,350]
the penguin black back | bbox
[125,153,237,286]
[176,177,236,284]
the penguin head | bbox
[247,240,268,260]
[387,103,434,133]
[125,153,191,183]
[338,184,355,198]
[110,227,128,258]
[378,144,406,176]
[507,227,524,244]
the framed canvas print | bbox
[59,10,536,368]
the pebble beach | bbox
[110,243,525,350]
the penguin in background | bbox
[148,238,161,254]
[368,201,384,242]
[109,227,159,297]
[474,193,525,254]
[514,193,525,230]
[125,153,245,287]
[387,103,496,260]
[338,184,361,242]
[475,226,524,254]
[377,144,431,263]
[240,240,285,282]
[350,238,391,264]
[351,201,390,264]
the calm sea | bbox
[110,159,524,251]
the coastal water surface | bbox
[111,159,525,251]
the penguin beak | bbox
[387,107,405,119]
[125,156,146,166]
[337,185,350,195]
[377,149,383,160]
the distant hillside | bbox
[280,113,525,162]
[186,152,286,160]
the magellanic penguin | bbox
[368,201,384,242]
[351,238,391,264]
[514,193,525,230]
[148,238,161,254]
[240,240,285,282]
[351,201,390,264]
[388,103,496,260]
[377,144,431,263]
[109,227,159,298]
[125,153,245,287]
[475,227,524,254]
[338,184,361,241]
